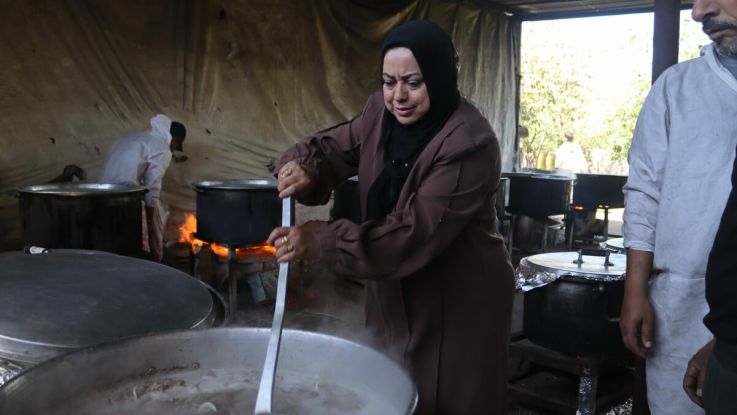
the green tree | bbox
[519,52,588,169]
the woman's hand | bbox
[267,225,321,263]
[277,161,314,199]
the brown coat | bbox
[278,92,514,414]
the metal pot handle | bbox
[574,248,613,267]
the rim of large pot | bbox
[193,179,277,190]
[15,183,147,196]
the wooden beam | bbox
[652,0,681,83]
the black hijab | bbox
[365,20,461,221]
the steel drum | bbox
[0,250,222,385]
[0,328,418,415]
[16,183,147,254]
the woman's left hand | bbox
[267,225,321,263]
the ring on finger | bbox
[286,243,294,253]
[281,236,289,245]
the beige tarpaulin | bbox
[0,0,520,251]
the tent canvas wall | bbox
[0,0,520,250]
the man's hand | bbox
[277,161,314,199]
[620,249,655,359]
[683,339,715,407]
[620,291,654,358]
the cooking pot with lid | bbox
[518,249,627,356]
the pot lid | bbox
[0,250,214,364]
[524,251,626,277]
[574,173,628,179]
[604,237,625,252]
[16,183,147,196]
[193,179,277,190]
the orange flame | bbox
[178,213,276,260]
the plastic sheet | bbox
[515,257,562,292]
[0,359,25,387]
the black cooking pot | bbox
[503,172,573,217]
[193,179,280,246]
[519,250,627,357]
[16,183,146,255]
[331,176,361,224]
[572,173,627,210]
[496,177,509,220]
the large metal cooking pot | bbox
[519,250,626,357]
[193,179,280,246]
[0,328,418,415]
[572,173,627,210]
[331,176,361,224]
[0,250,224,386]
[16,183,146,255]
[502,172,573,217]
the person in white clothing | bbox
[98,114,186,262]
[554,131,587,173]
[619,4,737,412]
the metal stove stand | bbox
[508,336,633,415]
[189,245,278,316]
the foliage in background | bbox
[519,51,588,169]
[519,11,707,175]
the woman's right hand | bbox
[277,161,314,199]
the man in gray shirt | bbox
[620,0,737,413]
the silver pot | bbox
[0,328,418,415]
[0,250,225,386]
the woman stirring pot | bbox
[267,20,514,414]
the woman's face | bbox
[382,47,430,125]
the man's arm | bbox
[619,75,670,359]
[620,248,654,358]
[144,205,160,261]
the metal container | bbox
[193,179,280,246]
[16,183,146,255]
[331,176,361,224]
[503,172,573,217]
[496,177,509,220]
[572,173,627,210]
[0,328,419,415]
[0,250,223,386]
[519,250,627,356]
